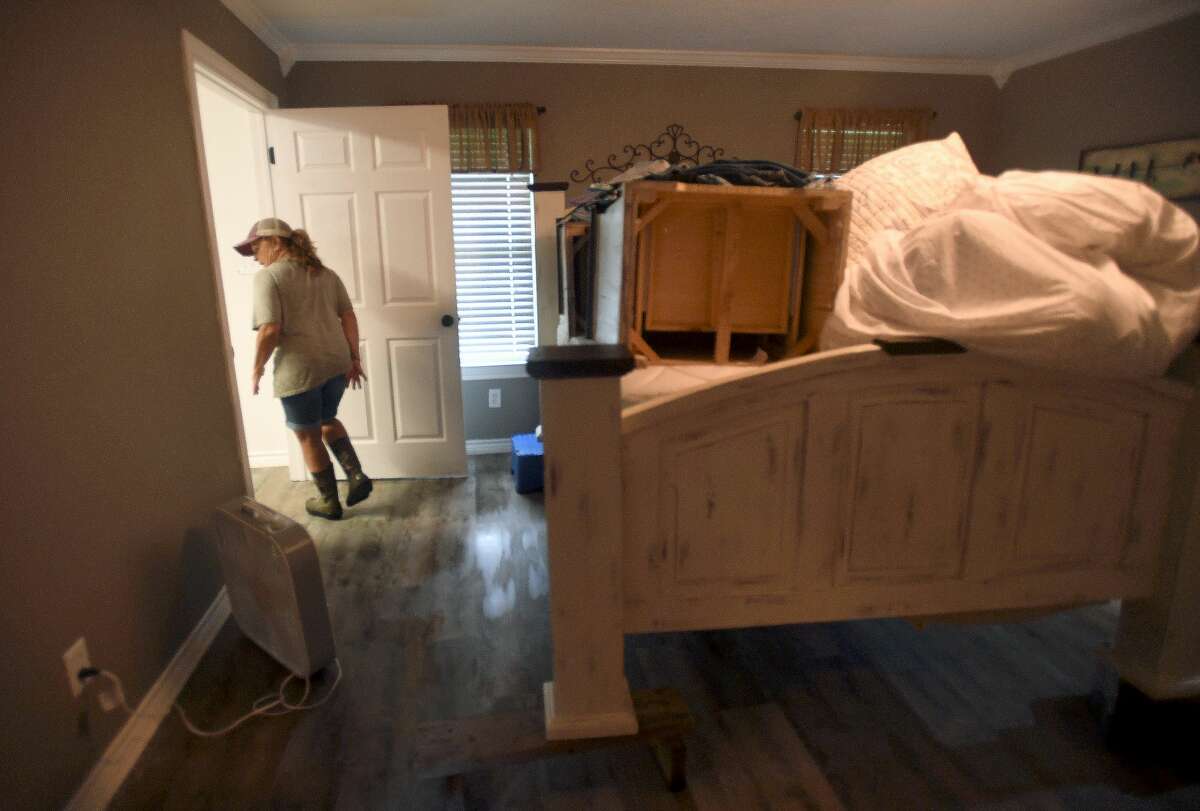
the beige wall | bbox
[285,61,1003,191]
[996,13,1200,217]
[0,2,284,807]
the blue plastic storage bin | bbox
[510,432,544,494]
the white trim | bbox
[467,438,513,455]
[186,36,278,110]
[216,1,1198,87]
[218,0,297,75]
[249,451,290,468]
[990,0,1199,87]
[292,42,995,76]
[65,591,232,811]
[462,363,529,381]
[182,28,279,500]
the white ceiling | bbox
[225,0,1200,82]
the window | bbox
[794,108,933,177]
[451,172,535,368]
[808,127,908,177]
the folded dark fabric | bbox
[648,159,811,188]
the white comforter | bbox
[821,171,1200,377]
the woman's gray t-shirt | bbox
[252,259,353,398]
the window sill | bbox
[461,363,529,381]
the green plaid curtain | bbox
[448,103,540,173]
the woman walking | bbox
[236,218,372,519]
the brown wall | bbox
[286,61,1003,191]
[996,13,1200,217]
[0,2,283,807]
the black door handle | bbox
[441,314,456,327]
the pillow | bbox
[834,132,981,270]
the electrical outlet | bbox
[488,388,501,408]
[64,637,90,698]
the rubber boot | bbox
[330,436,373,506]
[305,465,343,520]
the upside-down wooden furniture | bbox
[555,218,593,343]
[526,341,1200,740]
[591,181,853,363]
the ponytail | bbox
[285,229,325,272]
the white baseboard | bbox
[466,438,513,456]
[65,589,232,811]
[248,451,289,468]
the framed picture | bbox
[1079,136,1200,200]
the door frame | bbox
[182,29,280,495]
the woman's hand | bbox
[251,366,264,395]
[347,358,367,390]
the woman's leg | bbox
[295,427,331,472]
[318,377,372,506]
[282,387,343,520]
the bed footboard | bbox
[616,345,1190,633]
[528,345,639,739]
[1114,347,1200,700]
[531,343,1197,740]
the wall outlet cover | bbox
[488,388,501,408]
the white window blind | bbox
[451,172,535,367]
[812,127,908,177]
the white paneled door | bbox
[266,105,467,478]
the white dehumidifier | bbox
[212,497,336,677]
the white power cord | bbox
[84,659,342,738]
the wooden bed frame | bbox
[526,341,1200,740]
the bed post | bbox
[527,344,639,740]
[1113,347,1200,703]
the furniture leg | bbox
[1099,677,1200,769]
[527,345,638,739]
[651,736,688,792]
[1114,347,1200,701]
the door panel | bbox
[267,105,466,478]
[298,193,362,305]
[379,192,435,303]
[389,339,445,440]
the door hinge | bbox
[267,146,276,165]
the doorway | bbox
[182,31,302,488]
[183,31,468,489]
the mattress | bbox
[621,363,760,408]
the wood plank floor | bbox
[112,458,1200,809]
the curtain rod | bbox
[794,109,937,121]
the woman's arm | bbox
[341,310,367,389]
[251,322,281,395]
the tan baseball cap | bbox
[234,217,293,256]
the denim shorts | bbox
[280,374,348,430]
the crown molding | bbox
[219,0,297,75]
[219,0,1198,87]
[290,42,996,77]
[990,0,1198,88]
